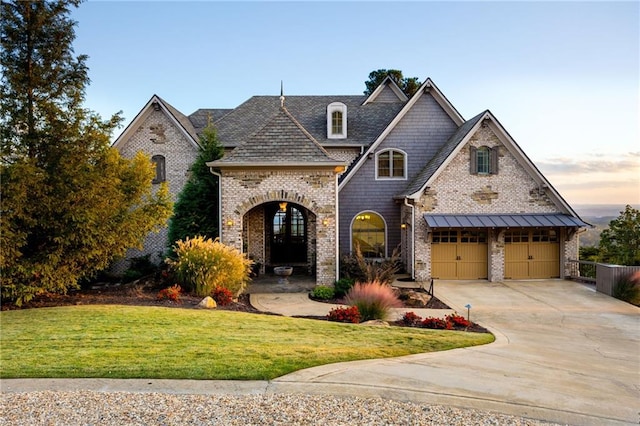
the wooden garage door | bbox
[504,229,560,279]
[431,230,488,279]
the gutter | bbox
[404,197,416,281]
[209,168,223,241]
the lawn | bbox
[0,305,493,380]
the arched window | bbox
[327,102,347,139]
[151,155,165,183]
[351,212,386,258]
[376,149,406,179]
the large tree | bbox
[1,0,172,305]
[167,121,224,250]
[599,205,640,266]
[363,69,422,98]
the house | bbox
[113,77,588,284]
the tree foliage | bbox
[363,69,422,98]
[598,205,640,266]
[1,0,172,305]
[167,122,224,249]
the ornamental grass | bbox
[343,280,402,321]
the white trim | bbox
[112,95,200,151]
[375,148,408,180]
[327,102,347,139]
[362,76,408,105]
[411,110,580,217]
[339,78,464,190]
[349,210,388,258]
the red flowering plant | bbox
[157,284,181,302]
[327,306,361,324]
[420,317,452,330]
[401,311,422,327]
[446,313,471,329]
[212,286,234,306]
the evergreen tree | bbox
[364,69,422,97]
[599,205,640,266]
[167,121,224,250]
[1,0,173,305]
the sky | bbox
[71,1,639,206]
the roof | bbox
[210,96,403,149]
[189,108,234,132]
[424,213,591,228]
[399,111,486,198]
[208,106,345,167]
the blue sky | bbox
[71,1,639,206]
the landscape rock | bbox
[360,320,390,327]
[197,296,217,309]
[403,290,432,308]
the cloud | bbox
[536,152,640,175]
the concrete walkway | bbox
[2,280,638,425]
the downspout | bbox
[210,168,223,242]
[335,172,340,283]
[404,197,415,281]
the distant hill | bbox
[573,204,639,247]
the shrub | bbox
[122,254,158,282]
[613,271,640,306]
[401,311,422,326]
[311,285,335,300]
[166,236,253,297]
[340,243,400,285]
[327,306,361,324]
[157,284,181,302]
[343,280,402,321]
[212,286,234,306]
[421,317,451,330]
[446,313,471,328]
[333,278,355,298]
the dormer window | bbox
[327,102,347,139]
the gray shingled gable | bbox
[212,96,404,149]
[212,106,341,165]
[399,111,486,198]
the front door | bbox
[269,203,307,264]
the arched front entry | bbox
[267,202,307,264]
[243,201,316,275]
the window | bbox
[376,149,406,179]
[469,146,498,175]
[352,212,386,258]
[151,155,165,183]
[327,102,347,139]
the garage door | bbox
[504,229,560,279]
[431,230,488,279]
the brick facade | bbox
[218,168,339,285]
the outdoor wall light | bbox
[226,219,234,227]
[322,218,329,226]
[400,223,407,229]
[279,202,287,212]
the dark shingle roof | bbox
[212,96,404,149]
[399,111,486,198]
[189,108,234,132]
[157,96,200,142]
[212,107,342,165]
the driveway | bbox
[272,280,640,425]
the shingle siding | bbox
[339,93,458,256]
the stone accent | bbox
[413,125,577,282]
[219,168,338,285]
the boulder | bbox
[403,290,432,308]
[197,296,217,309]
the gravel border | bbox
[0,391,560,425]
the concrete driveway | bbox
[272,280,640,425]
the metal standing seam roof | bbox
[423,213,590,228]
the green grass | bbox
[0,305,494,380]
